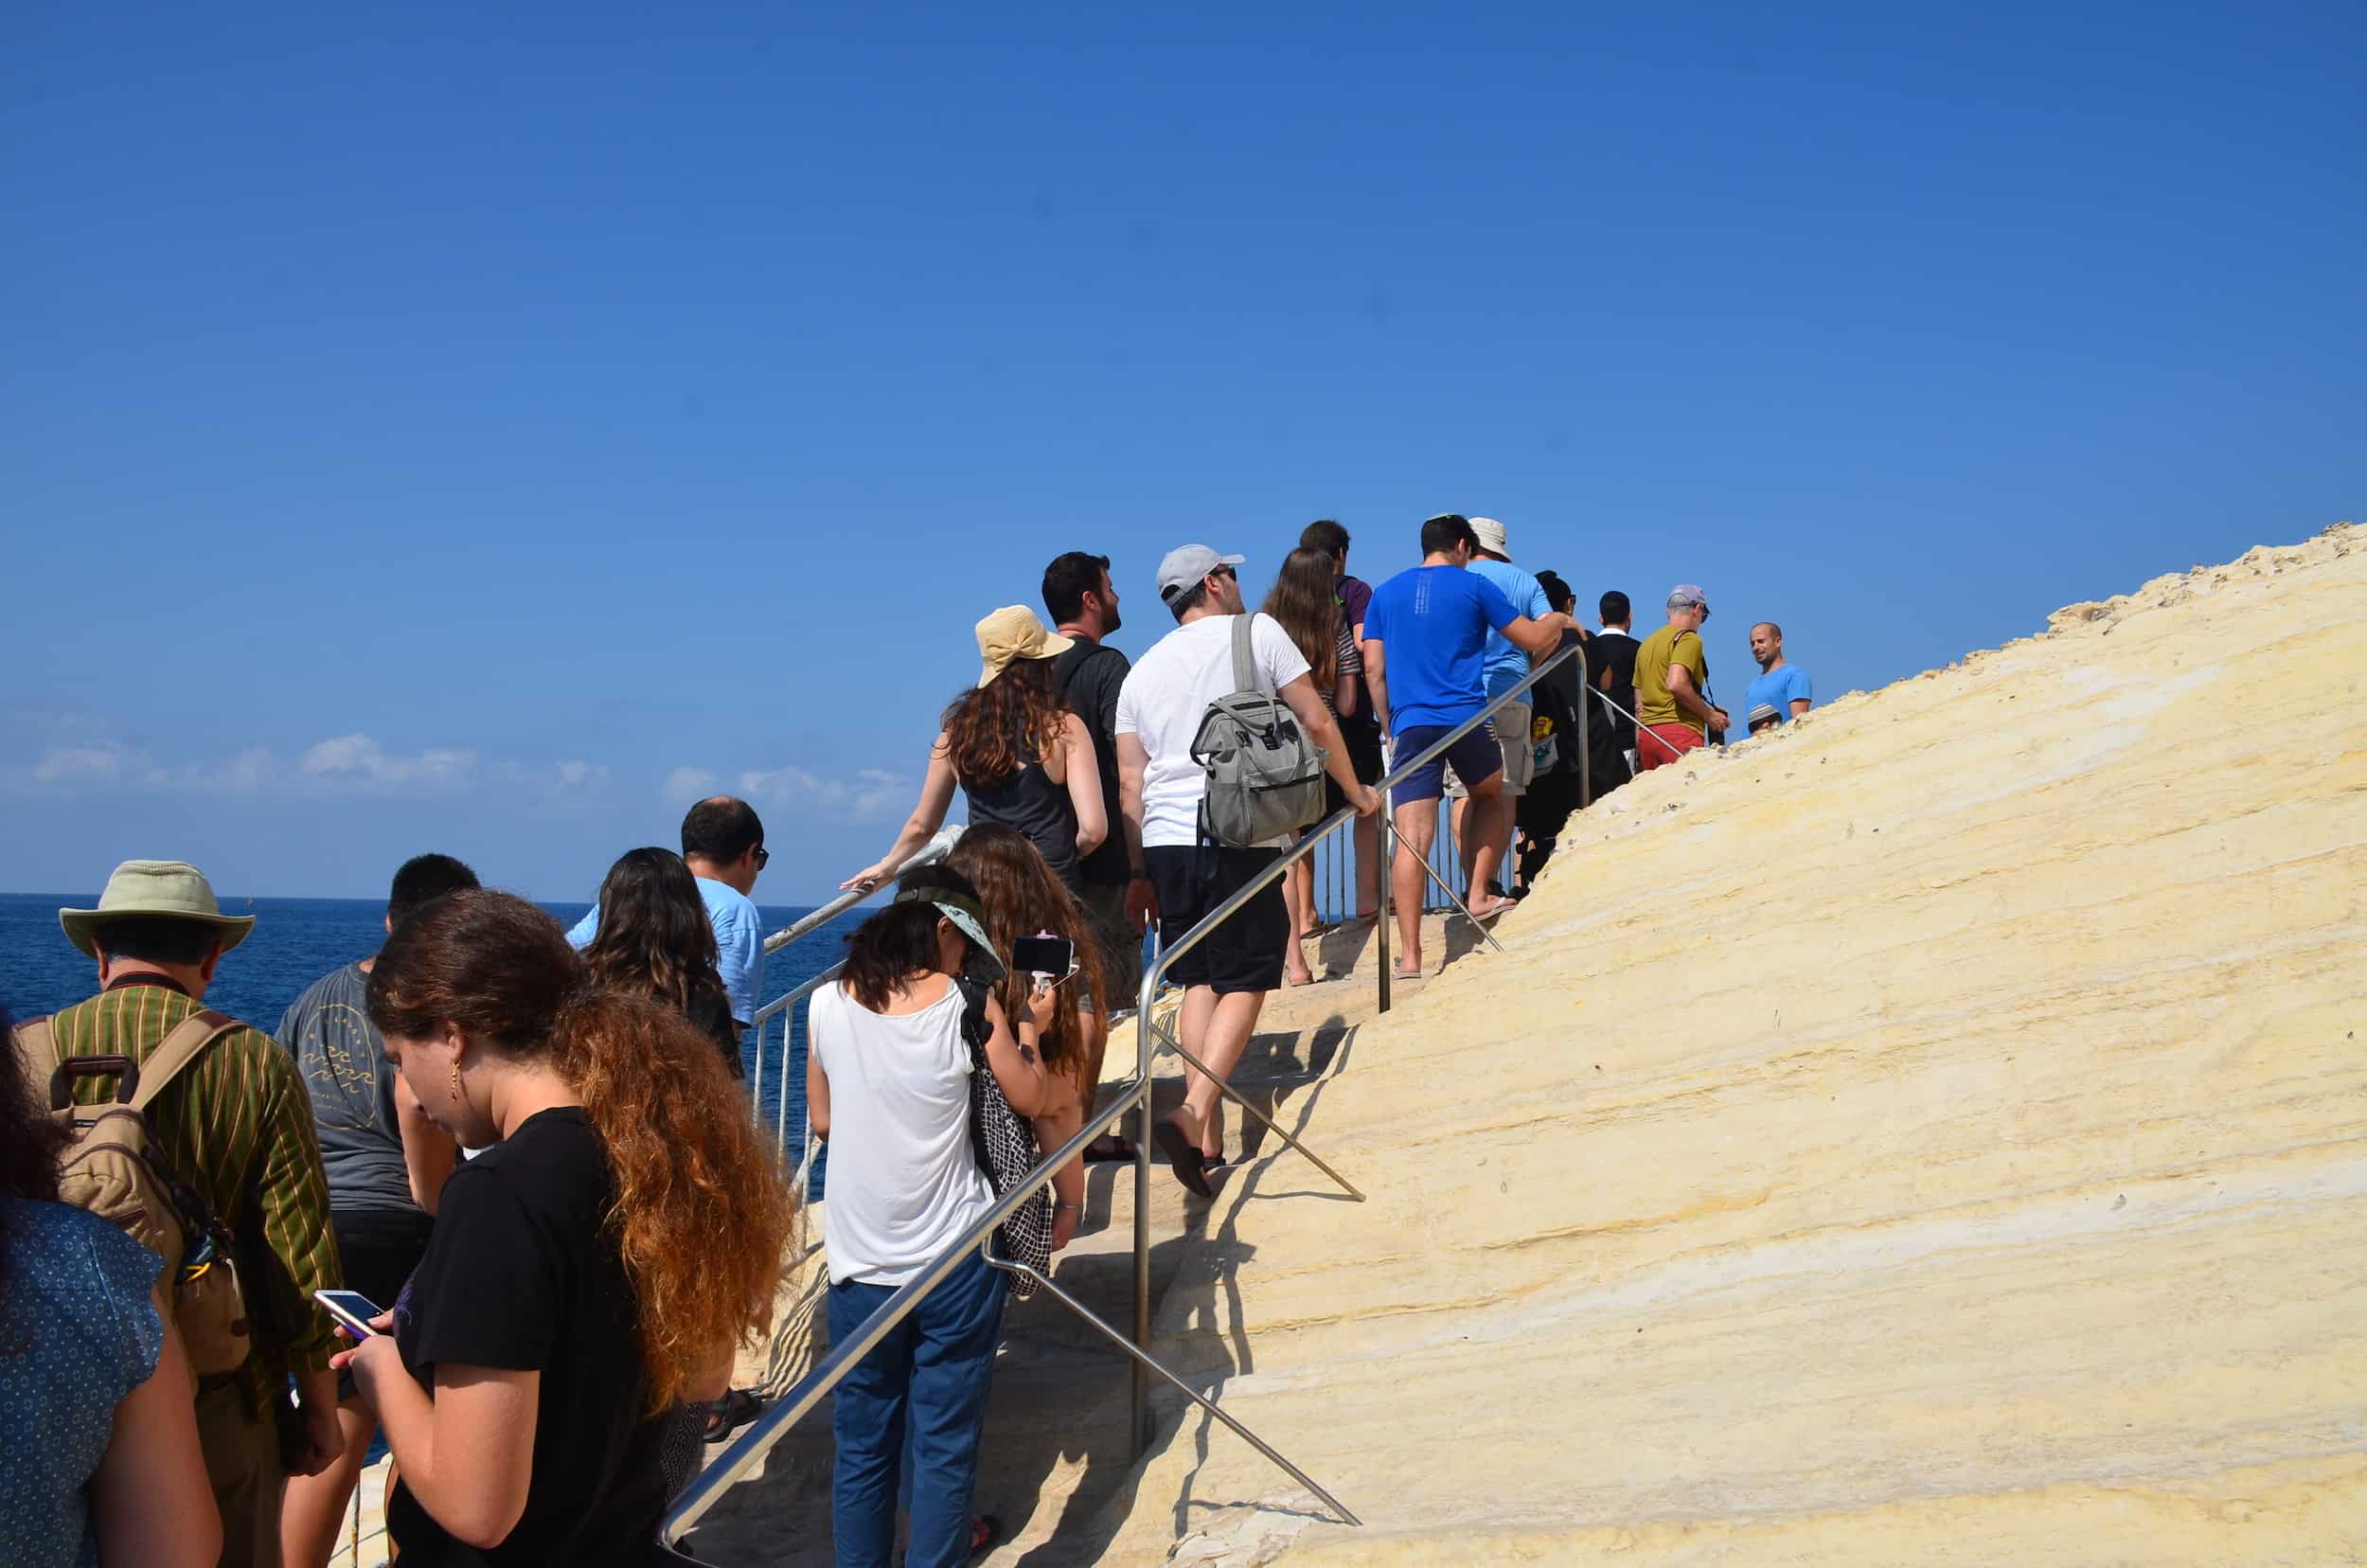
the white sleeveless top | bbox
[808,979,996,1287]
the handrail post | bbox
[1132,925,1159,1455]
[1375,783,1393,1014]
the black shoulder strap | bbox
[952,974,993,1060]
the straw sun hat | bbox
[59,859,255,958]
[973,605,1073,686]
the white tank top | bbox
[808,978,996,1287]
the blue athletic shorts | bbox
[1391,722,1503,804]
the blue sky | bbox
[4,1,2361,901]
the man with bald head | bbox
[1743,621,1814,734]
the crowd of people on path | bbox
[5,826,794,1567]
[2,510,1815,1568]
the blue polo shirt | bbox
[1362,564,1522,734]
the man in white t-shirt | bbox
[1115,543,1378,1199]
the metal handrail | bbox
[664,640,1587,1556]
[759,826,966,954]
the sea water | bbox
[0,891,864,1161]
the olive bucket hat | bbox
[60,859,255,958]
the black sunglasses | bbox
[754,846,770,870]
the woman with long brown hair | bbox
[581,846,740,1076]
[844,606,1107,896]
[336,890,794,1565]
[1262,545,1363,986]
[946,824,1112,1238]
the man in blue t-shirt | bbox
[1361,513,1566,976]
[1743,621,1815,734]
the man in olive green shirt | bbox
[47,859,344,1568]
[1633,583,1730,772]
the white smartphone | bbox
[314,1288,384,1338]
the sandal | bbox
[1154,1117,1215,1199]
[1392,962,1425,981]
[970,1513,1006,1558]
[1082,1133,1138,1164]
[699,1386,765,1443]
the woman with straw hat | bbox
[844,605,1108,896]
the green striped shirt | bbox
[51,976,343,1413]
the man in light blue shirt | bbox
[1453,517,1562,898]
[567,796,769,1028]
[1743,622,1815,734]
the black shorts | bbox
[1146,845,1288,995]
[1341,716,1385,786]
[331,1206,434,1398]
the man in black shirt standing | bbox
[1043,549,1140,1162]
[1589,589,1642,796]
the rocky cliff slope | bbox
[1088,525,2367,1565]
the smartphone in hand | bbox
[314,1289,384,1339]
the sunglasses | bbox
[754,846,770,870]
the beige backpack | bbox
[14,1009,254,1377]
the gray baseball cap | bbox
[1157,544,1246,605]
[1667,583,1711,611]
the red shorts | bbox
[1636,723,1704,772]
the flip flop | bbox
[970,1512,1006,1558]
[1082,1134,1138,1164]
[1154,1118,1215,1199]
[1392,963,1425,980]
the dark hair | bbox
[945,826,1105,1081]
[368,890,792,1412]
[1420,513,1479,557]
[1300,519,1350,559]
[582,848,730,1023]
[680,797,763,865]
[3,1002,74,1301]
[1534,570,1575,615]
[1166,578,1210,620]
[1041,551,1112,626]
[1261,546,1343,693]
[1600,590,1631,624]
[941,657,1068,789]
[87,917,220,968]
[387,853,480,928]
[841,864,987,1013]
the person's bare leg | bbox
[1169,982,1219,1147]
[1280,861,1314,985]
[1466,784,1514,916]
[1450,794,1474,884]
[1391,800,1434,974]
[1179,989,1267,1146]
[279,1399,378,1568]
[1353,809,1381,918]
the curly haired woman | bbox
[336,891,795,1565]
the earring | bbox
[449,1063,464,1102]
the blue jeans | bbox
[828,1250,1007,1568]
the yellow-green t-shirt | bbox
[1634,623,1709,736]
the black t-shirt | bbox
[1054,637,1131,887]
[1589,630,1641,749]
[389,1108,667,1566]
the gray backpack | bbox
[1190,615,1329,846]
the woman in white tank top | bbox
[806,865,1054,1568]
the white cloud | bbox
[34,744,131,783]
[738,765,908,818]
[663,766,721,805]
[299,734,477,790]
